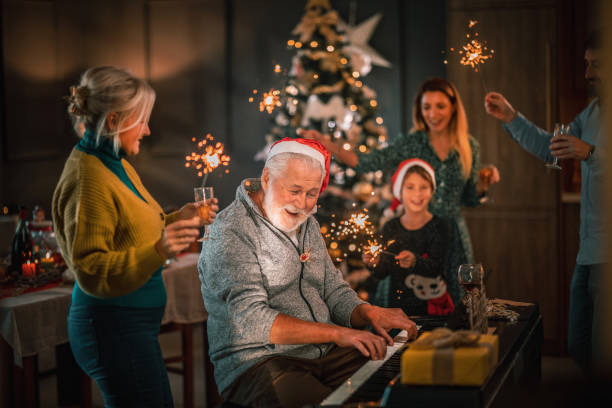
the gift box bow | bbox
[410,328,481,349]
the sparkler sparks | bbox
[446,20,494,73]
[364,238,396,258]
[459,38,493,72]
[185,134,231,181]
[331,210,376,239]
[325,209,398,263]
[365,239,382,258]
[249,88,283,114]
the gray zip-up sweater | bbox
[198,179,366,393]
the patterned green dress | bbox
[356,130,482,306]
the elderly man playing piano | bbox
[198,138,418,408]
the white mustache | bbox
[282,204,317,217]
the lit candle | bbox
[22,261,36,278]
[40,253,54,273]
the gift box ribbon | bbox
[411,328,496,384]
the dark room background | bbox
[0,0,601,354]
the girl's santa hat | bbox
[390,158,436,211]
[267,137,331,192]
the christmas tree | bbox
[255,0,392,288]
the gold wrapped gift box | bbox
[401,332,499,386]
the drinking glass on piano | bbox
[545,123,566,170]
[194,186,214,241]
[457,264,484,330]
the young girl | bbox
[363,159,454,316]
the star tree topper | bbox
[338,12,391,69]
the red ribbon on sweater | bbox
[428,292,455,316]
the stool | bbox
[160,322,196,408]
[202,321,222,408]
[161,321,223,408]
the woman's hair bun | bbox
[66,85,89,116]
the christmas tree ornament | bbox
[352,181,374,201]
[301,94,346,127]
[338,13,391,69]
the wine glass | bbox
[545,123,566,170]
[457,264,484,330]
[194,187,214,241]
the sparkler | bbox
[185,133,231,186]
[444,20,494,91]
[326,208,400,264]
[330,210,377,240]
[364,238,396,258]
[249,88,282,114]
[260,89,282,114]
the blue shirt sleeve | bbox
[501,112,555,162]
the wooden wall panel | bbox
[146,0,226,156]
[3,0,63,160]
[1,0,445,212]
[448,0,561,350]
[56,1,147,78]
[402,0,447,131]
[131,0,226,208]
[1,0,149,211]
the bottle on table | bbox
[10,207,33,276]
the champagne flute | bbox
[478,164,495,204]
[194,187,214,241]
[545,123,565,170]
[457,264,484,330]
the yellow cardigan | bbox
[52,148,178,298]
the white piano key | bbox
[320,330,409,406]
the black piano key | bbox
[343,318,451,404]
[345,348,403,403]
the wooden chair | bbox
[161,321,222,408]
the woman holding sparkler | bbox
[362,159,453,316]
[52,66,218,407]
[302,77,499,305]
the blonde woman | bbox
[52,66,218,407]
[302,78,499,305]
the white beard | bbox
[262,191,317,234]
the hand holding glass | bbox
[546,123,566,170]
[194,187,214,241]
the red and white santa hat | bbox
[267,137,331,192]
[392,158,436,199]
[390,158,436,211]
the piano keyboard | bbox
[320,330,410,406]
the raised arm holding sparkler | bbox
[483,30,605,374]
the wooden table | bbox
[0,286,74,408]
[0,253,218,408]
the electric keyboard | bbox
[320,305,543,408]
[320,330,409,406]
[321,316,452,406]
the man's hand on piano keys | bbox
[332,326,388,360]
[351,304,419,345]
